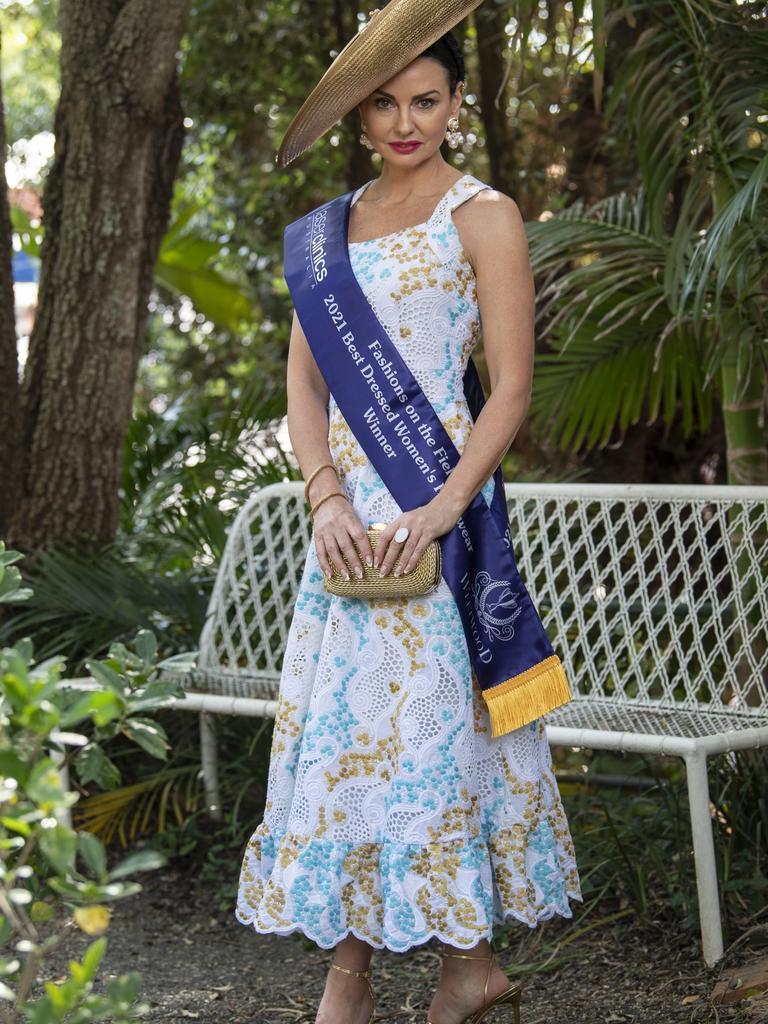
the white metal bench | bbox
[161,481,768,967]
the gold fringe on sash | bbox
[482,654,572,738]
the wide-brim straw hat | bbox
[276,0,484,168]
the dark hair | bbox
[420,31,465,93]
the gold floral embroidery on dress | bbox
[426,802,482,842]
[270,696,301,757]
[440,408,475,451]
[454,251,477,299]
[414,868,487,940]
[387,236,441,302]
[340,844,385,940]
[322,690,408,794]
[392,604,427,675]
[328,405,368,477]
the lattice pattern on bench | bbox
[164,482,768,740]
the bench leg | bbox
[684,752,724,967]
[200,711,223,821]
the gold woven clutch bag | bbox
[323,522,442,598]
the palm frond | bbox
[0,545,209,667]
[685,152,768,338]
[74,765,204,847]
[607,1,768,237]
[528,188,714,451]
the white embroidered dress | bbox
[236,174,581,951]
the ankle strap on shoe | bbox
[441,945,494,1007]
[330,962,371,978]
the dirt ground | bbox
[45,866,767,1024]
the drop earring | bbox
[445,116,464,150]
[359,125,374,150]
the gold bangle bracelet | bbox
[304,462,338,503]
[309,490,345,520]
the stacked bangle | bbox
[304,461,338,503]
[310,491,345,519]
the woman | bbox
[237,4,581,1023]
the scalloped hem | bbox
[235,891,583,953]
[235,820,582,953]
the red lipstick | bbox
[388,141,422,154]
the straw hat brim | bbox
[276,0,483,168]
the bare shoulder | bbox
[453,187,527,263]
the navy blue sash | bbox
[284,188,571,737]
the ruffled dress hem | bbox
[234,895,583,953]
[236,819,582,953]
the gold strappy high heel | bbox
[427,945,522,1024]
[329,961,375,1024]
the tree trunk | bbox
[330,0,375,189]
[719,333,768,487]
[474,3,517,196]
[6,0,190,552]
[0,30,23,537]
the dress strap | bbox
[350,179,375,207]
[427,173,492,264]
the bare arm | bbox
[432,189,534,520]
[287,311,374,577]
[374,189,534,576]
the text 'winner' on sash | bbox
[284,189,572,738]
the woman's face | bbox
[358,56,461,167]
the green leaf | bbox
[121,718,169,760]
[75,744,121,790]
[134,629,157,664]
[105,970,142,1005]
[26,759,65,805]
[0,916,12,944]
[0,750,29,784]
[39,824,77,875]
[108,849,166,881]
[44,978,70,1016]
[1,816,32,838]
[26,996,56,1024]
[85,660,128,696]
[10,637,34,664]
[30,901,55,923]
[78,832,108,879]
[81,938,107,979]
[128,678,183,713]
[60,690,123,728]
[0,544,25,568]
[49,877,141,902]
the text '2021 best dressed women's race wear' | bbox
[235,175,582,951]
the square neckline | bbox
[347,173,474,247]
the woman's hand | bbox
[313,495,375,580]
[373,496,461,577]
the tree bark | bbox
[474,2,517,196]
[6,0,190,552]
[330,0,375,189]
[0,29,23,536]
